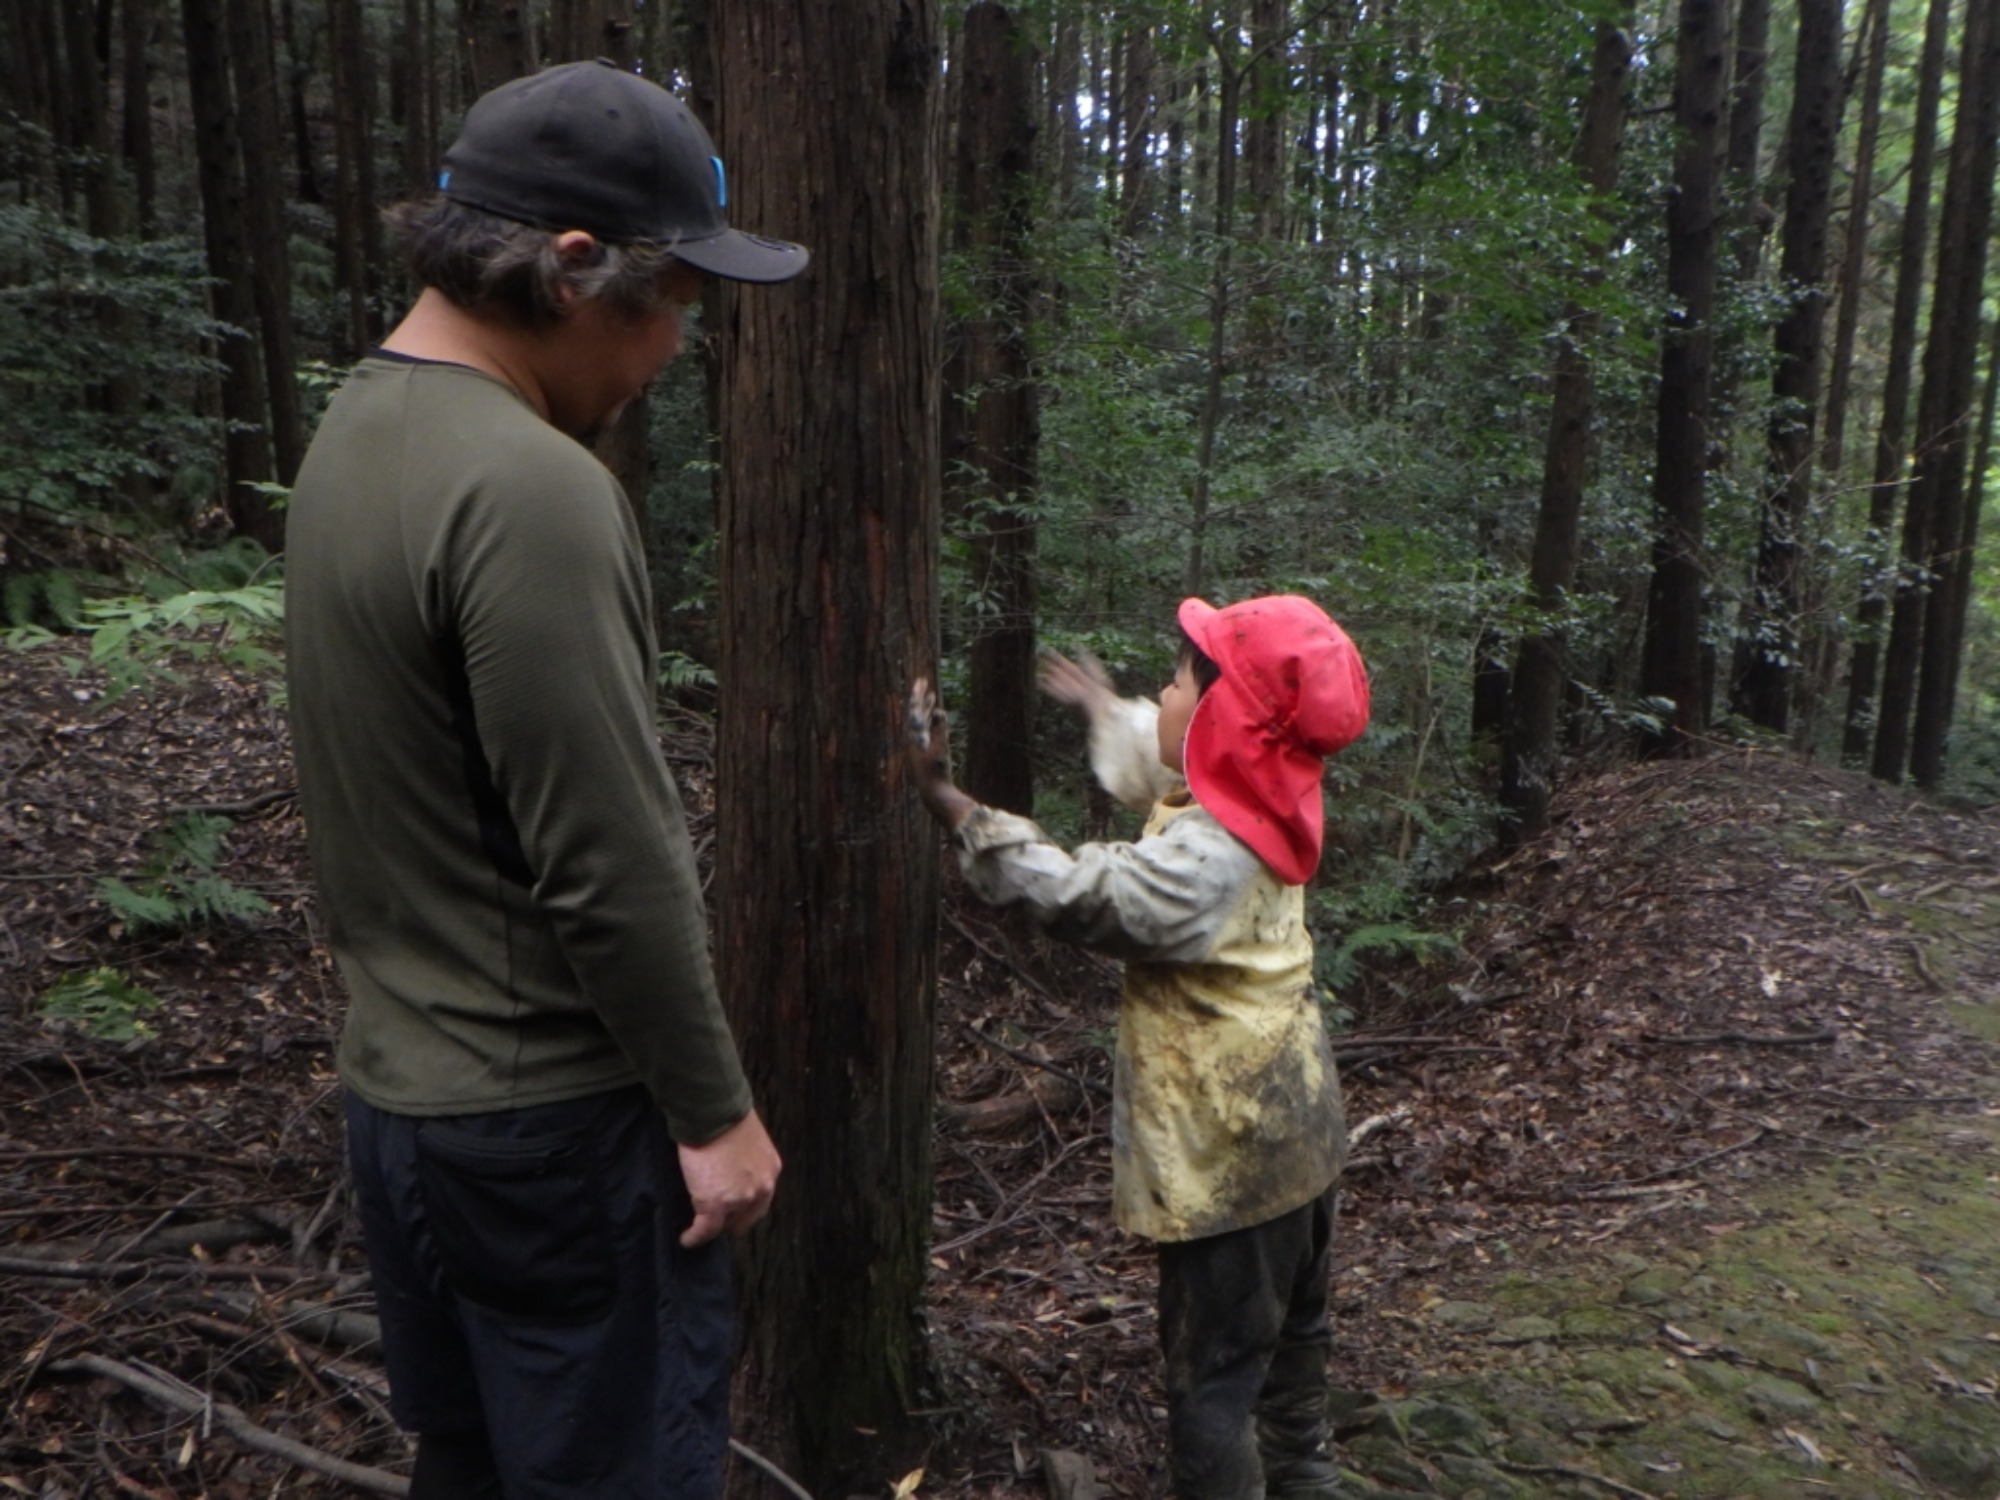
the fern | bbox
[40,968,162,1042]
[97,812,272,934]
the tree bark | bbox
[1499,10,1633,844]
[1819,0,1891,482]
[227,0,305,484]
[122,0,157,233]
[1907,0,2000,787]
[1841,0,1950,763]
[1637,0,1728,754]
[180,0,279,546]
[1245,0,1287,241]
[326,0,382,355]
[948,1,1040,816]
[1733,0,1843,732]
[460,0,536,95]
[1875,0,2000,785]
[709,0,942,1491]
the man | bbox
[285,61,807,1498]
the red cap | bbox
[1177,595,1370,885]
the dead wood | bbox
[49,1353,411,1496]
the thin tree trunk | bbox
[1500,10,1633,843]
[122,0,157,232]
[1184,57,1241,598]
[710,0,942,1490]
[1245,0,1287,241]
[228,0,304,484]
[1734,0,1843,732]
[180,0,280,546]
[277,0,320,202]
[461,0,536,95]
[1051,7,1081,213]
[1117,22,1154,237]
[1724,0,1773,280]
[1842,0,1950,763]
[1820,0,1891,481]
[1638,0,1728,754]
[949,2,1040,816]
[1939,312,2000,739]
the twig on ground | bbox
[730,1437,815,1500]
[0,1252,325,1285]
[1638,1027,1836,1047]
[945,910,1074,1011]
[169,786,296,818]
[961,1022,1111,1099]
[49,1353,411,1497]
[1492,1457,1657,1498]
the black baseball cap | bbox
[439,59,810,284]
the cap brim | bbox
[672,228,812,284]
[1177,597,1221,651]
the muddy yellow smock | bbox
[954,699,1345,1242]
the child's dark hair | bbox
[1177,631,1222,694]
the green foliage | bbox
[1317,922,1463,995]
[97,812,272,934]
[56,573,284,698]
[0,141,228,527]
[39,967,163,1042]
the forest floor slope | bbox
[2,642,1997,1498]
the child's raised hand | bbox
[906,678,977,831]
[1039,650,1118,721]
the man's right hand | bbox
[678,1108,781,1247]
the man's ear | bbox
[551,230,602,312]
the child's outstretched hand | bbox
[907,678,978,831]
[1039,650,1118,723]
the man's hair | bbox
[1177,632,1222,694]
[385,195,679,328]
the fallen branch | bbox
[50,1353,410,1497]
[729,1438,814,1500]
[960,1022,1110,1100]
[1346,1106,1412,1153]
[1638,1027,1835,1047]
[0,1252,324,1285]
[1491,1458,1657,1499]
[169,786,296,818]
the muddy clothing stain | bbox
[954,736,1344,1244]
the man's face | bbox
[545,250,708,442]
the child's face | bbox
[1156,658,1201,773]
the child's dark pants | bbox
[1157,1188,1339,1500]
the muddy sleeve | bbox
[1086,697,1184,811]
[954,805,1259,962]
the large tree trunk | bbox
[1733,0,1843,732]
[1842,0,1950,763]
[1116,22,1154,237]
[227,0,305,484]
[1875,0,2000,786]
[180,0,279,546]
[709,0,942,1492]
[1907,0,2000,788]
[1637,0,1728,754]
[948,1,1040,816]
[1499,10,1633,845]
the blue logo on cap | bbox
[711,157,726,208]
[439,169,452,190]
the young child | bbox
[907,594,1369,1500]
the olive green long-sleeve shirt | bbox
[286,355,751,1143]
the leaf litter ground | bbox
[3,642,1998,1498]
